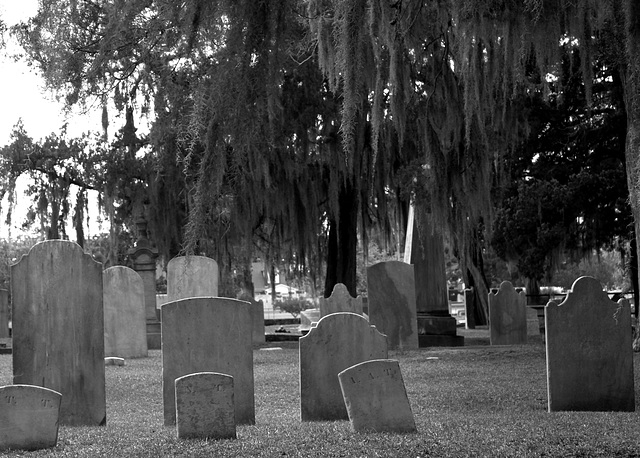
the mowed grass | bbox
[1,336,640,457]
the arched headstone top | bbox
[490,281,525,298]
[12,240,100,269]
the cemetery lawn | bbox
[2,337,640,457]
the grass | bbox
[2,334,640,457]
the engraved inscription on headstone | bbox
[175,372,236,440]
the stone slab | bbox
[251,299,265,344]
[0,289,8,338]
[175,372,236,440]
[545,276,635,411]
[489,281,527,345]
[162,297,254,425]
[320,283,364,318]
[11,240,106,426]
[338,359,416,433]
[367,261,418,350]
[299,312,388,421]
[167,256,219,301]
[104,357,125,366]
[103,266,148,358]
[0,385,61,451]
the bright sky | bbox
[0,2,107,239]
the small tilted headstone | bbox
[338,359,416,433]
[488,281,527,345]
[167,255,219,301]
[0,385,62,451]
[104,357,125,366]
[545,276,635,411]
[175,372,236,440]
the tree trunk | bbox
[323,183,358,298]
[624,0,640,350]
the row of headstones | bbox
[489,277,635,411]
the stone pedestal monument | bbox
[407,207,463,347]
[128,218,160,350]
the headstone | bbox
[338,359,416,433]
[545,276,635,411]
[167,255,219,302]
[175,372,236,440]
[320,283,364,318]
[162,297,254,425]
[464,288,476,329]
[0,385,62,451]
[251,261,266,294]
[12,240,106,426]
[0,289,9,338]
[299,312,388,421]
[367,261,419,350]
[104,357,125,366]
[252,299,265,344]
[103,266,148,358]
[526,306,540,338]
[488,281,527,345]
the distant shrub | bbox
[275,297,314,318]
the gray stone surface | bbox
[175,372,236,440]
[0,385,62,451]
[545,276,635,412]
[104,357,125,366]
[0,289,8,338]
[251,299,265,344]
[338,359,416,433]
[367,261,418,350]
[489,281,527,345]
[161,297,254,425]
[167,256,219,301]
[103,266,148,358]
[299,312,388,421]
[320,283,364,318]
[11,240,106,426]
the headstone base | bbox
[147,321,161,350]
[417,314,457,335]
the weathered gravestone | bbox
[103,266,148,358]
[251,299,265,344]
[320,283,364,318]
[545,276,635,411]
[367,261,418,350]
[489,281,527,345]
[12,240,106,426]
[162,297,254,425]
[0,289,9,338]
[0,385,62,451]
[338,359,416,433]
[175,372,236,440]
[299,312,388,421]
[167,255,219,302]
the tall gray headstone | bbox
[367,261,418,350]
[0,289,8,338]
[167,255,219,302]
[175,372,236,440]
[338,359,416,433]
[103,266,148,358]
[320,283,364,318]
[0,385,62,451]
[545,276,635,411]
[11,240,106,426]
[299,312,388,421]
[489,281,527,345]
[162,297,254,425]
[252,299,265,344]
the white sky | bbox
[0,1,107,239]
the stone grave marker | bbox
[162,297,254,425]
[545,276,635,411]
[103,266,148,358]
[367,261,418,350]
[11,240,106,426]
[299,312,388,421]
[526,306,541,338]
[175,372,236,440]
[489,281,527,345]
[320,283,364,318]
[252,299,265,344]
[0,289,8,338]
[0,385,62,451]
[338,359,416,433]
[167,255,219,301]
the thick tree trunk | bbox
[323,183,358,298]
